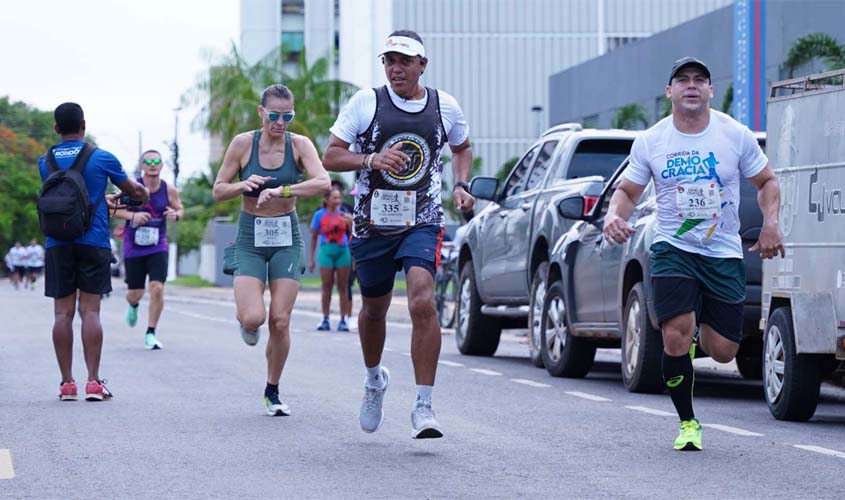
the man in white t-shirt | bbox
[26,239,45,289]
[9,241,28,290]
[603,57,784,451]
[323,30,475,440]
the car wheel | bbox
[620,283,664,393]
[539,280,595,377]
[527,261,548,368]
[455,262,502,356]
[764,307,820,421]
[735,338,763,380]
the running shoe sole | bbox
[59,394,77,401]
[411,427,444,439]
[675,442,702,451]
[85,394,105,401]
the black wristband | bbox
[453,181,470,192]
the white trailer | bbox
[762,69,845,421]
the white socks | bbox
[415,385,433,405]
[366,365,385,389]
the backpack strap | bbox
[69,143,97,173]
[44,143,97,174]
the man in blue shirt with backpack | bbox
[37,102,148,402]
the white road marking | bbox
[701,424,763,437]
[438,360,464,367]
[0,449,14,480]
[383,347,395,352]
[565,391,610,402]
[172,310,238,325]
[511,378,550,388]
[167,296,414,330]
[400,352,411,357]
[470,368,503,376]
[624,406,675,417]
[794,445,845,459]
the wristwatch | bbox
[453,181,470,192]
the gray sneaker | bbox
[411,400,443,439]
[359,367,390,433]
[240,324,260,346]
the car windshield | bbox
[566,139,633,180]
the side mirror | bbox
[557,196,587,220]
[469,176,499,201]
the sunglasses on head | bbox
[262,107,295,123]
[143,158,162,166]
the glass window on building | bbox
[606,36,643,53]
[282,31,304,61]
[282,0,305,15]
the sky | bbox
[0,0,241,185]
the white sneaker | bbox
[411,400,443,439]
[264,393,291,416]
[359,367,390,433]
[240,324,260,346]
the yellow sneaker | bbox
[673,419,702,451]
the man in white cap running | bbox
[323,29,475,439]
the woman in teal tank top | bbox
[212,84,331,416]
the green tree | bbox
[721,82,734,115]
[784,33,845,78]
[611,103,650,130]
[0,99,56,252]
[496,157,519,183]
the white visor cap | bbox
[378,36,426,58]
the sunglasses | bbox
[262,107,295,123]
[143,158,162,166]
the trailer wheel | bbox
[763,307,821,421]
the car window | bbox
[501,145,538,198]
[563,139,633,180]
[524,140,558,191]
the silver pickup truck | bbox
[455,124,637,361]
[762,70,845,421]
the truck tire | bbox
[620,283,664,393]
[735,338,763,380]
[527,261,549,368]
[764,307,821,421]
[540,280,596,377]
[455,262,501,356]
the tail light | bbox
[583,195,599,216]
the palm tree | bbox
[721,82,734,116]
[183,43,358,158]
[611,103,649,130]
[784,33,845,78]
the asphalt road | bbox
[1,279,844,499]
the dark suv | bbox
[541,134,767,392]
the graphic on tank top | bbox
[353,86,447,238]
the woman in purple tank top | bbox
[111,150,184,350]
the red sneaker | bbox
[85,380,113,401]
[59,381,77,401]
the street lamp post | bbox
[170,107,181,188]
[531,105,543,137]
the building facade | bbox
[548,1,845,132]
[238,0,731,175]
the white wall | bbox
[240,0,281,65]
[338,0,392,90]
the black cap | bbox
[669,57,711,84]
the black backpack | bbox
[37,143,102,240]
